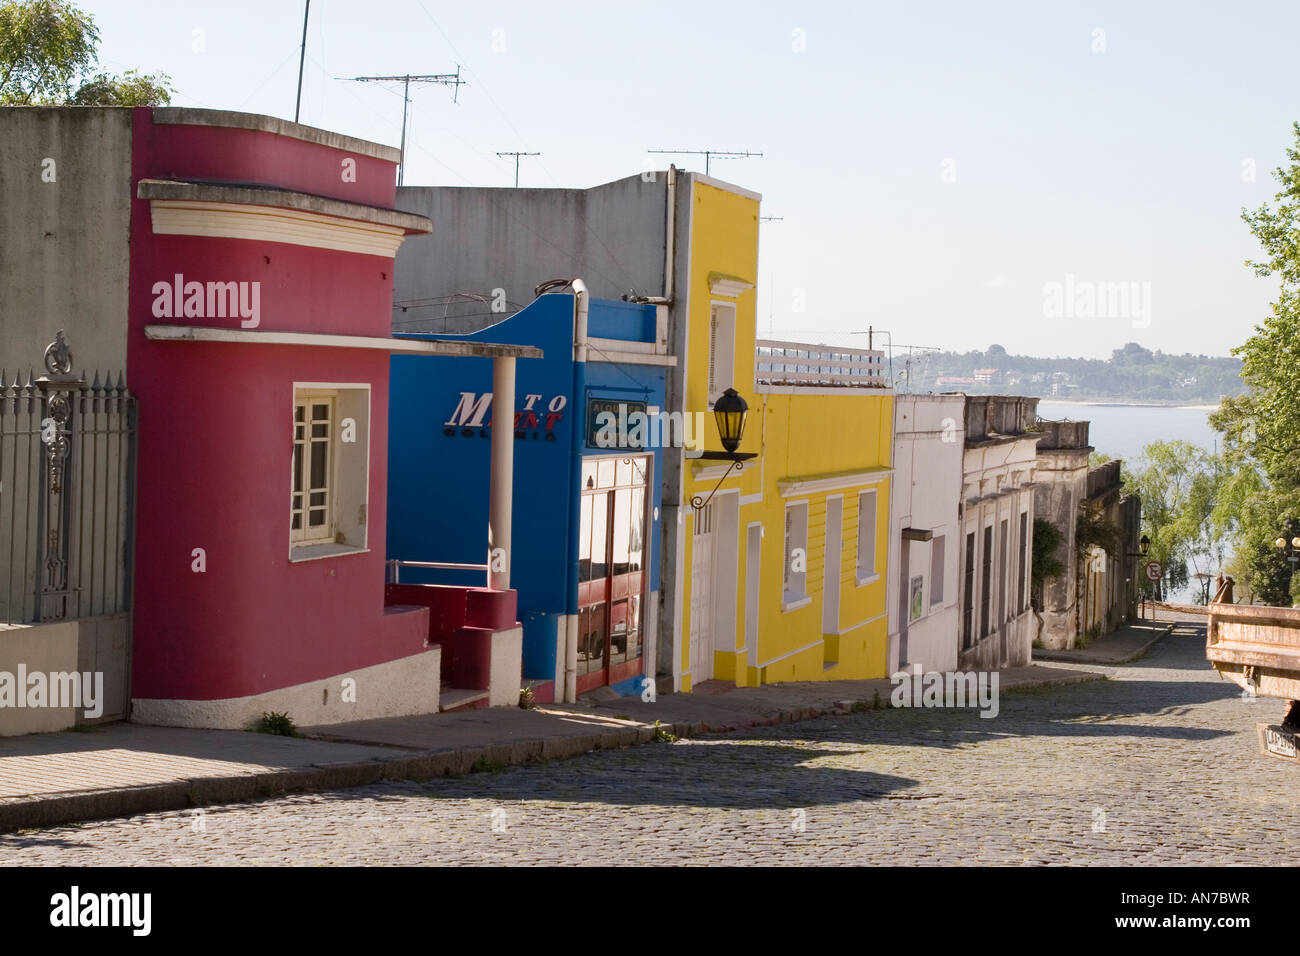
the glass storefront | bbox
[577,454,650,690]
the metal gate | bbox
[0,331,137,626]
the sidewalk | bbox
[0,664,1099,833]
[1032,620,1174,665]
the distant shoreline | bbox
[1037,400,1221,411]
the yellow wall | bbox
[677,177,893,691]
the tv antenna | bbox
[760,216,784,223]
[647,148,763,176]
[852,327,939,392]
[496,151,541,188]
[340,69,466,185]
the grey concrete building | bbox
[1032,420,1141,649]
[1032,419,1092,648]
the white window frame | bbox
[292,390,337,546]
[856,489,878,585]
[707,301,736,407]
[290,383,371,562]
[782,500,810,609]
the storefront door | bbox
[577,455,650,693]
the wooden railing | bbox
[754,339,887,389]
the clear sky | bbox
[86,0,1297,358]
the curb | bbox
[0,672,1099,834]
[1032,623,1175,666]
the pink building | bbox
[1,107,532,731]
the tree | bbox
[1206,122,1300,604]
[1128,440,1226,601]
[70,69,171,105]
[0,0,170,106]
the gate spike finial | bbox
[115,371,126,393]
[91,369,101,390]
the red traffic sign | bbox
[1145,561,1163,582]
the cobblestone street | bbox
[2,626,1293,866]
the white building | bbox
[958,396,1039,670]
[887,395,966,674]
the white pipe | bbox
[488,355,515,590]
[572,277,589,362]
[564,615,578,704]
[564,279,590,703]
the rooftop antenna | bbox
[294,0,310,123]
[647,148,763,176]
[340,69,466,186]
[496,151,541,188]
[760,216,784,222]
[853,331,940,392]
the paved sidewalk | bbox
[1032,621,1173,665]
[0,664,1098,833]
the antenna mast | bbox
[341,69,466,185]
[647,147,763,176]
[496,151,541,188]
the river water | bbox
[1036,402,1220,461]
[1036,401,1222,602]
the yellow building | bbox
[671,177,893,691]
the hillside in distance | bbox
[897,342,1244,405]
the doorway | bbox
[577,455,650,693]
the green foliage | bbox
[0,0,97,103]
[1200,122,1300,605]
[1031,517,1064,590]
[518,685,536,710]
[69,68,170,105]
[1127,440,1233,598]
[905,342,1242,403]
[0,0,170,105]
[250,711,298,736]
[652,720,677,743]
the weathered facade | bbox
[1032,418,1141,649]
[1032,419,1092,649]
[958,396,1039,670]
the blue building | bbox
[387,290,673,702]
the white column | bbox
[489,356,516,590]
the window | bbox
[1017,511,1028,612]
[930,535,945,605]
[707,303,736,406]
[998,519,1008,625]
[980,526,993,638]
[962,532,975,648]
[290,385,369,560]
[783,502,809,604]
[292,397,335,544]
[857,489,877,582]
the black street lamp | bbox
[691,388,757,511]
[713,388,747,453]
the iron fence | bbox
[0,332,136,625]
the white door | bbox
[823,498,843,635]
[690,502,716,682]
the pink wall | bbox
[127,108,427,702]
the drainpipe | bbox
[563,279,590,703]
